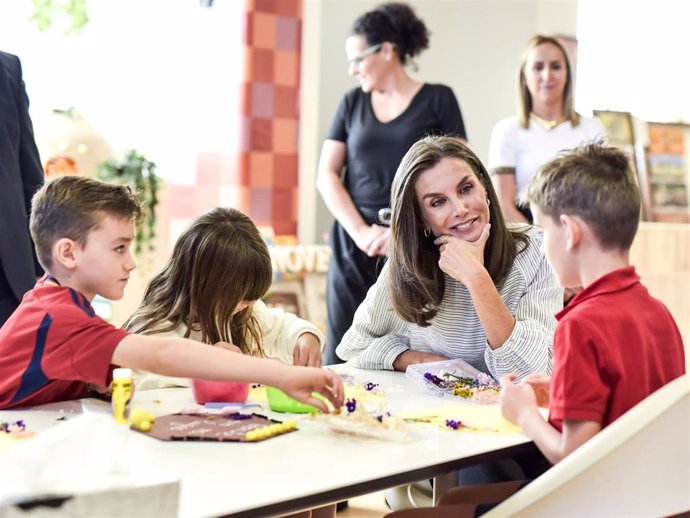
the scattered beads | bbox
[445,419,462,430]
[244,420,297,441]
[1,420,25,434]
[345,398,357,413]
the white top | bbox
[336,225,562,380]
[132,299,325,389]
[488,116,606,202]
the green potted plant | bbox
[98,150,160,254]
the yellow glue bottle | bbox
[112,368,133,424]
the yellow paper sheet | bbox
[400,404,522,434]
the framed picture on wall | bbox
[593,110,650,218]
[644,122,690,223]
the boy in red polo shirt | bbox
[501,142,685,463]
[0,175,343,411]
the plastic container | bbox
[405,359,492,398]
[265,386,323,414]
[191,379,250,405]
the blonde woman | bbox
[489,35,605,223]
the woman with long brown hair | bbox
[336,136,561,380]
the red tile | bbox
[274,50,299,86]
[250,82,274,118]
[252,48,275,82]
[271,187,294,227]
[272,118,297,154]
[254,0,277,13]
[249,187,273,222]
[274,85,298,118]
[275,0,301,17]
[276,16,299,51]
[249,152,274,187]
[250,118,273,151]
[252,12,276,49]
[273,154,298,188]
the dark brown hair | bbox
[30,175,142,269]
[124,208,271,355]
[389,136,529,326]
[524,142,641,250]
[518,35,579,128]
[352,2,429,65]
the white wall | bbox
[298,0,577,244]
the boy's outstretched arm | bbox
[500,374,600,464]
[112,334,344,412]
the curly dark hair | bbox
[351,2,429,65]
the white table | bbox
[1,367,534,518]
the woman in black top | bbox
[316,2,467,364]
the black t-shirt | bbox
[326,83,466,207]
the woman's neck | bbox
[531,103,565,123]
[374,67,420,97]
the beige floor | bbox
[339,491,390,518]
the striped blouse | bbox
[335,225,562,380]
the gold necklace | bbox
[530,113,565,130]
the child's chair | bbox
[385,374,690,518]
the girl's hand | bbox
[278,366,344,413]
[435,223,491,283]
[293,333,322,367]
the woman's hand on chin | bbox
[435,223,491,283]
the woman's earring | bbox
[486,198,491,206]
[423,228,431,238]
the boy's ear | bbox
[560,214,582,252]
[53,238,79,270]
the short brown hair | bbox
[30,175,142,269]
[389,135,529,326]
[524,142,640,250]
[518,35,579,128]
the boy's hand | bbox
[500,373,538,427]
[522,373,551,407]
[293,333,322,367]
[278,367,344,413]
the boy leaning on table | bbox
[434,143,686,514]
[0,175,344,411]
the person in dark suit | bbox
[0,50,44,327]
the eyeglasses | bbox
[348,43,382,66]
